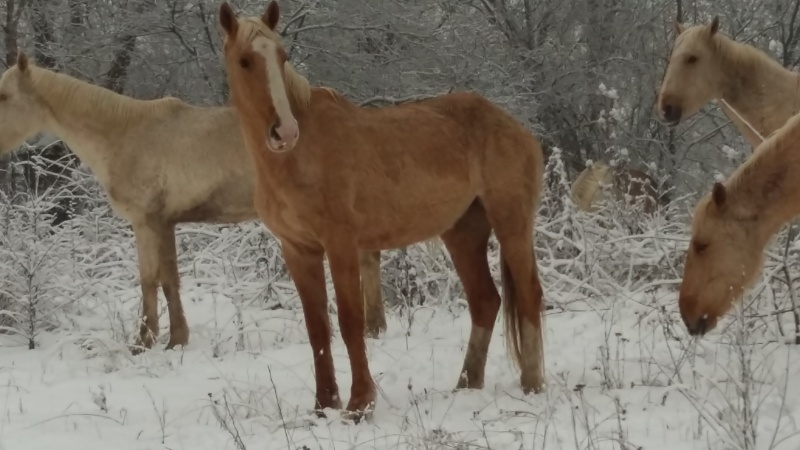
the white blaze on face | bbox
[252,36,299,152]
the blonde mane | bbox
[27,65,174,122]
[727,112,800,197]
[680,25,800,111]
[236,17,313,110]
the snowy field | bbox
[2,157,800,450]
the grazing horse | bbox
[658,16,800,147]
[218,1,547,419]
[570,162,661,214]
[679,111,800,336]
[0,53,387,352]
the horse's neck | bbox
[734,120,800,240]
[720,42,800,145]
[32,68,155,184]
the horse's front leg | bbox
[281,239,342,414]
[327,238,376,420]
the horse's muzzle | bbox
[661,103,682,126]
[266,118,299,153]
[685,315,709,336]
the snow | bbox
[2,270,800,450]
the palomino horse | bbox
[571,162,660,214]
[658,16,800,147]
[218,1,546,418]
[679,111,800,336]
[0,53,387,352]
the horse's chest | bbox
[253,183,317,242]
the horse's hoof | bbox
[165,336,189,351]
[341,401,375,424]
[364,316,387,339]
[520,373,546,395]
[165,326,190,351]
[315,392,343,413]
[129,343,147,355]
[343,389,376,423]
[454,370,484,391]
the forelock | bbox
[237,16,281,46]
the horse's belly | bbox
[356,193,475,250]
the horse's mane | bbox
[728,112,800,196]
[236,17,314,109]
[28,65,171,121]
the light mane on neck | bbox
[727,112,800,215]
[28,66,166,124]
[707,30,800,140]
[711,32,791,99]
[237,17,312,110]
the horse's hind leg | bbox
[481,197,545,394]
[440,200,499,390]
[131,222,162,353]
[498,239,545,393]
[359,250,386,338]
[158,224,189,350]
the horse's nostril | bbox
[662,104,682,123]
[269,124,281,141]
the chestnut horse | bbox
[679,111,800,336]
[0,53,387,352]
[658,16,800,148]
[218,1,546,418]
[570,162,661,214]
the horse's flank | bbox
[570,162,660,214]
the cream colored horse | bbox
[658,17,800,147]
[679,111,800,335]
[571,162,660,214]
[0,53,387,352]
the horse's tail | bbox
[501,247,545,371]
[501,249,523,369]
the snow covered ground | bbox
[2,171,800,450]
[3,278,800,450]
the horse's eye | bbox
[239,58,250,69]
[686,55,698,64]
[0,93,8,102]
[693,241,708,253]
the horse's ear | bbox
[16,51,29,73]
[709,16,720,36]
[262,0,280,31]
[674,21,685,36]
[712,182,727,207]
[219,2,238,37]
